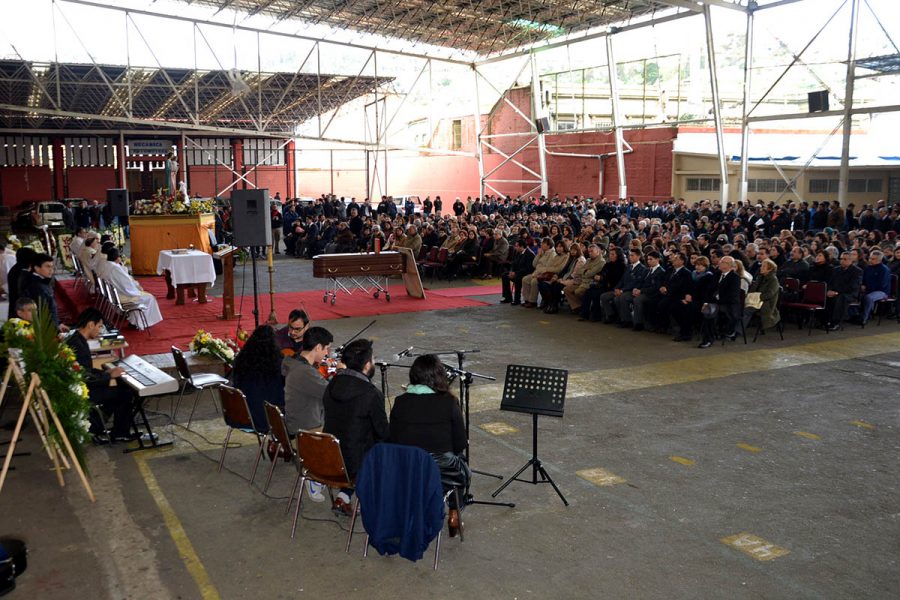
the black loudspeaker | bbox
[808,90,829,113]
[536,117,551,134]
[231,189,272,247]
[107,188,129,217]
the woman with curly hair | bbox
[232,325,284,432]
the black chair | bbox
[171,346,228,429]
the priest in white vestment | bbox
[105,248,163,329]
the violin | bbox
[317,355,339,379]
[281,347,296,358]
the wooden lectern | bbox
[214,246,240,320]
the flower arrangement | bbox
[235,328,250,350]
[132,189,215,216]
[189,329,237,365]
[1,308,92,469]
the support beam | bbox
[704,4,730,210]
[530,54,548,197]
[738,7,755,204]
[838,0,861,207]
[472,65,485,200]
[746,103,900,123]
[606,36,627,200]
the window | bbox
[451,119,462,150]
[556,119,576,131]
[686,177,721,192]
[748,179,789,193]
[809,178,882,194]
[809,179,837,194]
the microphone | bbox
[396,346,414,359]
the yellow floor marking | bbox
[479,422,519,435]
[415,331,427,336]
[670,456,696,466]
[849,420,876,430]
[539,320,550,325]
[134,455,221,600]
[577,467,626,487]
[736,443,762,453]
[466,331,900,414]
[721,533,791,561]
[794,431,821,440]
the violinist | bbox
[283,326,335,503]
[276,309,310,357]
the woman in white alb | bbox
[105,248,163,329]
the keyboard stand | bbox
[124,400,173,454]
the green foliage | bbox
[12,306,92,471]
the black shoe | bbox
[92,434,111,446]
[112,432,140,443]
[698,341,712,349]
[828,324,842,331]
[500,298,512,304]
[511,301,521,306]
[726,332,737,341]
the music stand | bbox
[491,364,568,506]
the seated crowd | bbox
[263,193,899,342]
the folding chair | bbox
[288,430,354,541]
[171,346,228,429]
[875,274,898,326]
[351,443,461,570]
[217,385,266,484]
[781,281,828,335]
[422,248,448,281]
[262,402,298,495]
[108,285,152,335]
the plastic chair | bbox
[288,430,354,541]
[217,385,266,484]
[781,280,828,335]
[109,285,152,335]
[171,346,228,429]
[421,248,448,280]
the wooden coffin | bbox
[313,252,407,278]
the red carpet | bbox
[56,277,490,356]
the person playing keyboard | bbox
[67,308,140,444]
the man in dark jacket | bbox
[657,252,694,339]
[713,256,742,342]
[323,338,389,515]
[631,251,667,331]
[500,240,535,305]
[20,253,68,332]
[600,248,649,326]
[826,252,862,329]
[6,247,36,320]
[859,250,891,324]
[67,308,137,443]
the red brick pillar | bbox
[285,139,295,198]
[52,137,65,201]
[232,138,244,191]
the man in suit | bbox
[67,308,138,443]
[631,251,666,331]
[826,252,863,330]
[712,256,742,343]
[20,253,68,333]
[859,250,892,324]
[500,240,535,306]
[600,248,649,326]
[657,252,694,339]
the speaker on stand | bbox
[106,188,129,247]
[230,189,273,328]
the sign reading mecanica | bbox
[128,139,172,155]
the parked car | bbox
[392,195,422,214]
[14,201,67,230]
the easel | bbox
[0,358,96,502]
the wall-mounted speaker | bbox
[808,90,829,113]
[536,117,551,134]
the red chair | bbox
[781,281,828,335]
[422,248,449,280]
[417,246,437,269]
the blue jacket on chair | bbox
[356,443,445,562]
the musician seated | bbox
[232,325,284,435]
[66,308,139,444]
[104,249,163,330]
[275,309,310,356]
[389,354,470,536]
[283,326,334,503]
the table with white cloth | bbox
[156,249,216,305]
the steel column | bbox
[530,54,548,197]
[704,5,730,210]
[606,35,627,200]
[738,7,755,204]
[472,65,485,200]
[838,0,861,207]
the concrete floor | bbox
[2,254,899,599]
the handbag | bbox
[745,292,763,310]
[536,272,555,282]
